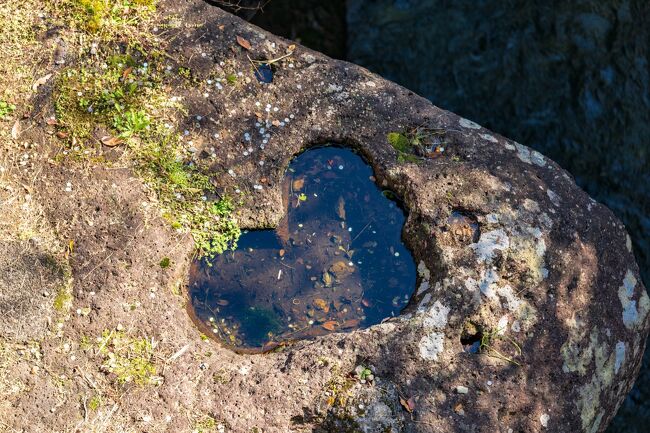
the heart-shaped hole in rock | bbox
[188,146,416,352]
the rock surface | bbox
[0,1,648,432]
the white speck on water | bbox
[338,165,344,170]
[394,252,400,257]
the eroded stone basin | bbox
[188,147,416,351]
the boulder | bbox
[0,1,647,432]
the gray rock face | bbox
[1,1,648,432]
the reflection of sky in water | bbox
[189,147,416,350]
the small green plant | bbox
[159,257,171,268]
[0,100,16,119]
[387,126,446,163]
[193,415,218,433]
[55,47,240,259]
[65,0,156,34]
[480,328,522,366]
[88,394,102,410]
[113,109,150,137]
[298,193,307,202]
[97,329,160,385]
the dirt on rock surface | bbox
[0,1,648,432]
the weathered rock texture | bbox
[1,1,648,432]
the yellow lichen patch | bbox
[96,329,161,385]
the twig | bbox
[350,219,374,245]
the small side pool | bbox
[188,146,416,351]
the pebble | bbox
[455,385,469,394]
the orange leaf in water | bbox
[322,321,337,331]
[292,178,304,191]
[216,299,229,306]
[236,35,252,50]
[313,298,329,312]
[341,319,360,329]
[361,298,371,308]
[279,249,285,257]
[336,196,346,220]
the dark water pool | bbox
[188,147,416,351]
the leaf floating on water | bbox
[236,35,252,50]
[336,196,346,220]
[279,249,285,257]
[361,298,371,308]
[322,271,333,287]
[216,299,229,306]
[292,178,304,190]
[322,321,337,331]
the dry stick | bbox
[350,219,374,245]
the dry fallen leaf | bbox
[292,178,304,191]
[236,35,252,50]
[218,24,225,31]
[56,131,70,139]
[361,298,371,308]
[32,73,53,92]
[46,117,58,126]
[287,44,296,52]
[322,321,337,331]
[216,299,229,306]
[122,67,133,80]
[336,196,346,220]
[11,120,20,140]
[272,119,281,127]
[101,135,123,147]
[278,249,285,257]
[399,396,416,413]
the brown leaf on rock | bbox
[11,120,20,139]
[236,35,252,50]
[32,73,53,92]
[399,396,416,413]
[101,135,123,147]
